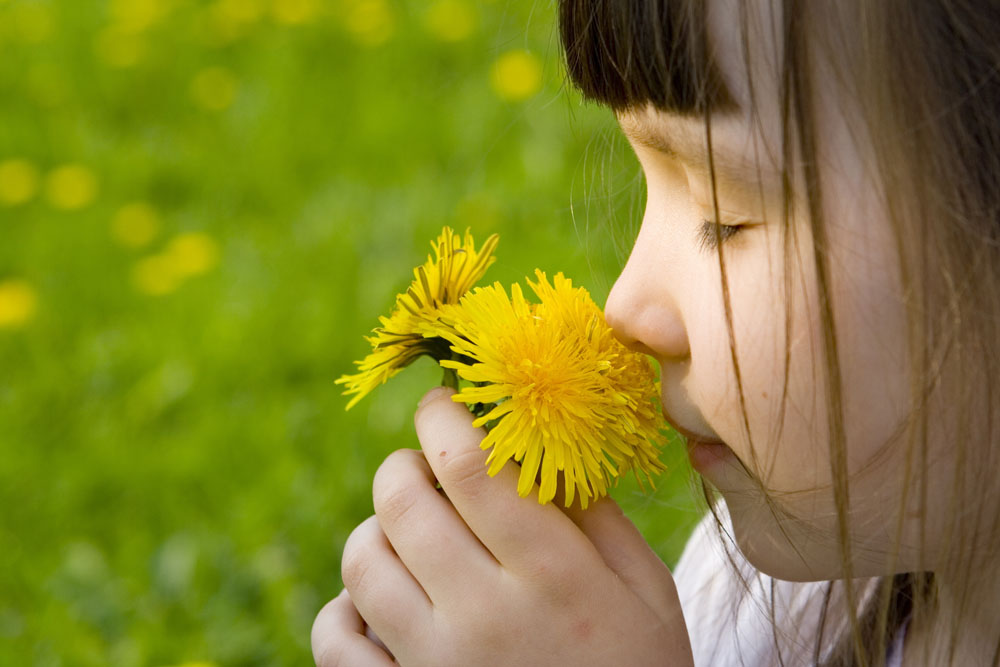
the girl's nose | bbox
[604,240,689,361]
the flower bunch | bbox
[338,227,666,508]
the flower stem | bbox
[441,367,459,390]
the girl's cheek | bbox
[694,218,835,492]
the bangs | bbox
[559,0,735,113]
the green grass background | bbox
[0,0,703,663]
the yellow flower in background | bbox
[164,233,220,277]
[272,0,321,25]
[131,233,220,296]
[441,271,665,508]
[190,67,239,112]
[215,0,264,24]
[109,0,172,33]
[0,279,38,329]
[93,0,162,64]
[337,227,499,409]
[0,159,40,206]
[344,0,395,47]
[46,165,99,211]
[112,202,162,248]
[490,49,543,102]
[425,0,477,42]
[132,255,183,296]
[199,0,263,44]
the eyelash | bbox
[697,219,744,251]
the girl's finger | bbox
[413,388,605,577]
[340,515,431,652]
[365,625,393,659]
[311,589,396,667]
[372,448,499,603]
[561,496,684,619]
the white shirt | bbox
[674,509,906,667]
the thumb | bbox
[562,496,683,619]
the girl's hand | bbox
[312,387,694,666]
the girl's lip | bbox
[657,409,734,471]
[685,438,733,472]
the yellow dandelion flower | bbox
[109,0,172,34]
[0,279,38,329]
[164,232,220,277]
[111,202,161,248]
[440,271,665,509]
[272,0,321,25]
[131,233,219,296]
[337,227,499,409]
[198,0,262,45]
[215,0,264,24]
[46,165,99,211]
[132,255,181,296]
[0,159,40,206]
[490,49,543,102]
[344,0,395,47]
[424,0,477,42]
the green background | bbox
[0,0,702,663]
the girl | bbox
[313,0,1000,664]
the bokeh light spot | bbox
[200,0,263,44]
[490,49,543,102]
[165,233,220,277]
[131,233,219,295]
[0,159,41,206]
[215,0,263,24]
[272,0,321,25]
[112,202,162,248]
[345,0,395,46]
[0,279,38,329]
[190,67,239,112]
[425,0,476,42]
[46,165,99,211]
[110,0,171,34]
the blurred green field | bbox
[0,0,703,664]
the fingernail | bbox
[418,386,453,410]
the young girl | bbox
[312,1,1000,664]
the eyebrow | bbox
[619,112,761,185]
[619,116,696,159]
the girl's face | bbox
[604,1,927,581]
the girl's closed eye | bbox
[697,219,745,251]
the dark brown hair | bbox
[559,1,1000,665]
